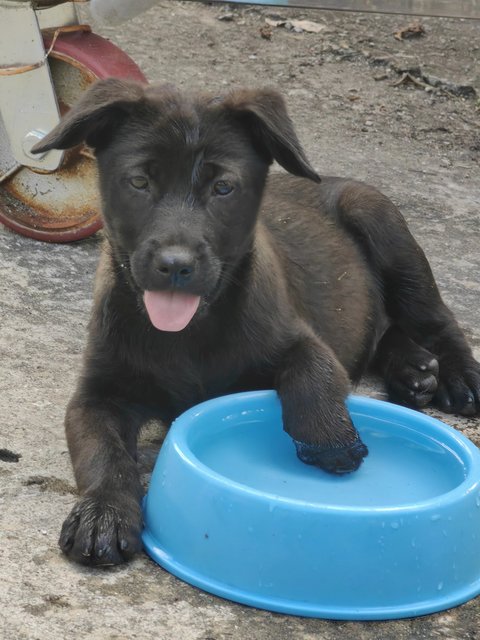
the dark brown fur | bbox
[33,79,480,565]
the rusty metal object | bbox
[0,1,66,172]
[0,50,100,241]
[0,30,146,242]
[34,1,88,6]
[0,25,91,77]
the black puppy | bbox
[33,79,480,566]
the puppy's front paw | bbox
[293,435,368,474]
[59,493,143,566]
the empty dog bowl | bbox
[142,391,480,620]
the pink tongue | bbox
[143,290,201,332]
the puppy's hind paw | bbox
[293,436,368,474]
[434,358,480,416]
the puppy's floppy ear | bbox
[224,88,320,183]
[31,78,145,154]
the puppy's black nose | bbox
[154,246,195,286]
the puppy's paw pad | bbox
[418,357,439,375]
[387,359,439,408]
[403,371,438,406]
[294,437,368,475]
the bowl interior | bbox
[185,395,468,508]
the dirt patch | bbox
[23,594,71,618]
[0,448,22,462]
[23,475,77,495]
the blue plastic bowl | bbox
[142,391,480,620]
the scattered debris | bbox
[322,43,359,61]
[259,24,273,40]
[23,475,77,494]
[394,21,426,41]
[389,66,478,98]
[44,594,71,609]
[346,89,360,101]
[365,57,477,99]
[289,19,326,33]
[217,12,234,22]
[369,56,392,67]
[265,18,326,34]
[265,18,285,28]
[422,73,477,99]
[0,448,21,463]
[391,72,430,90]
[285,21,302,34]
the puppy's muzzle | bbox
[130,238,220,298]
[153,246,196,288]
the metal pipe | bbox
[192,0,480,20]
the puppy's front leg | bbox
[276,335,368,474]
[59,393,144,566]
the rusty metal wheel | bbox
[0,30,146,242]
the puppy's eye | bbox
[129,175,149,190]
[213,180,234,196]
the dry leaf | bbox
[394,21,426,41]
[260,25,273,40]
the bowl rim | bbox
[167,390,480,514]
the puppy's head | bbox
[33,79,319,331]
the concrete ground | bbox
[1,2,479,639]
